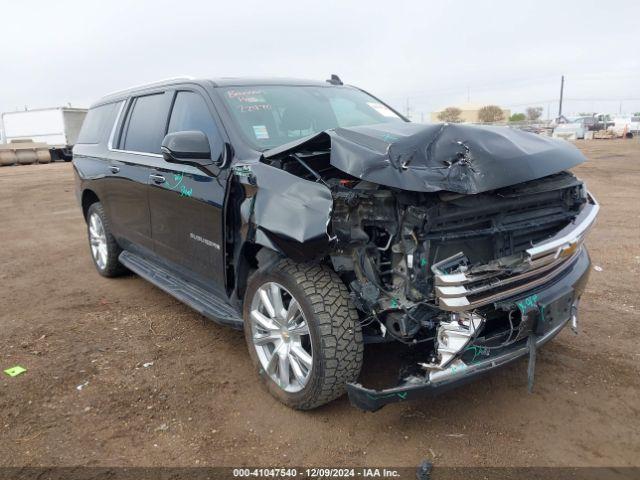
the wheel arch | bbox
[81,189,100,221]
[232,241,282,306]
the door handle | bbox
[149,174,166,184]
[109,166,120,174]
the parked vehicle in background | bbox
[552,114,616,140]
[612,116,640,137]
[515,124,553,136]
[74,76,598,411]
[553,116,591,140]
[593,113,614,131]
[0,107,87,165]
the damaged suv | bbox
[74,76,598,411]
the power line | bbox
[384,71,640,103]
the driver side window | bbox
[167,91,221,160]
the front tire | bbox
[86,202,127,277]
[243,259,363,410]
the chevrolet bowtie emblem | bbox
[559,242,578,258]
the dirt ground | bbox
[0,140,638,469]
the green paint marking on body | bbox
[179,185,193,197]
[167,173,184,191]
[450,363,467,374]
[464,345,490,364]
[382,133,400,143]
[233,165,253,177]
[366,391,408,401]
[517,294,539,313]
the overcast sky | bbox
[2,0,639,120]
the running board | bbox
[119,251,243,329]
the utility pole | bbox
[405,98,411,120]
[558,75,564,120]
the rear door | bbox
[105,92,172,253]
[148,88,229,294]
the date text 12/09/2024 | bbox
[233,468,403,478]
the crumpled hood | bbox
[264,122,586,194]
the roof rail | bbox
[104,76,196,97]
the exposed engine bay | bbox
[255,132,592,374]
[238,122,598,408]
[327,170,586,345]
[331,169,586,368]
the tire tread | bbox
[87,202,128,278]
[275,259,363,409]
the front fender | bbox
[235,162,333,262]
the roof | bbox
[209,77,332,87]
[96,76,338,105]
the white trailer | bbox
[0,107,87,165]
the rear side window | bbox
[76,101,122,144]
[121,93,171,154]
[167,91,220,156]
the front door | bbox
[148,89,228,294]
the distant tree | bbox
[437,107,463,123]
[525,107,544,122]
[478,105,504,123]
[509,113,526,122]
[634,112,640,116]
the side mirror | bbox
[161,131,212,168]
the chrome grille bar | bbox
[432,192,599,312]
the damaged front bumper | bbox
[346,246,591,411]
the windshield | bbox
[218,85,405,150]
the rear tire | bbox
[86,202,128,277]
[243,259,363,410]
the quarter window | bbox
[77,101,122,144]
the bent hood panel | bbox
[264,122,586,194]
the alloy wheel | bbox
[249,282,313,393]
[89,212,108,270]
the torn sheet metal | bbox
[264,122,586,194]
[238,162,333,260]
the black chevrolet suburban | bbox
[73,76,599,411]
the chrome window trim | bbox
[108,148,163,159]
